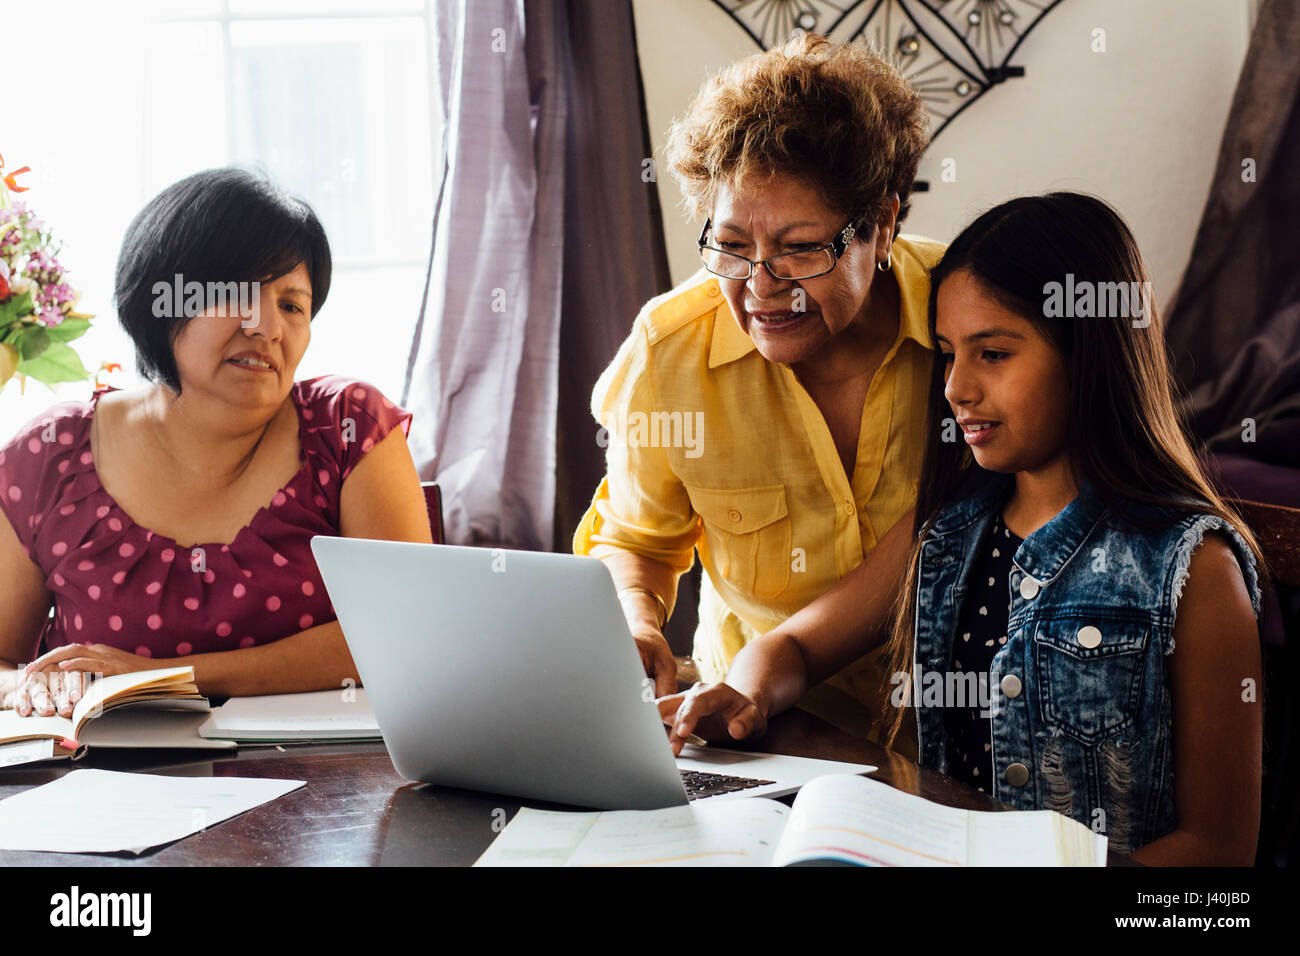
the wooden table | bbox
[0,704,1135,866]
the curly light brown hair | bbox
[665,32,929,234]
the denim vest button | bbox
[1000,674,1022,699]
[1077,625,1102,649]
[1005,763,1030,787]
[1019,576,1040,600]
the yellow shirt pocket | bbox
[687,483,791,601]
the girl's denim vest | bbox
[911,477,1261,853]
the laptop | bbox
[310,537,875,810]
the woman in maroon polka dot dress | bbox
[0,169,432,718]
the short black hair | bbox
[114,166,332,393]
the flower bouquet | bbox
[0,152,92,391]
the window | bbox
[1,0,437,439]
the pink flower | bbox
[24,249,63,284]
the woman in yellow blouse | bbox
[574,33,942,748]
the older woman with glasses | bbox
[574,34,944,752]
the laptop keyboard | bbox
[680,769,776,800]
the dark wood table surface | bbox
[0,686,1136,866]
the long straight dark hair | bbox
[881,192,1264,747]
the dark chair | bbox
[1226,496,1300,867]
[421,482,446,545]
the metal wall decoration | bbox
[710,0,1065,142]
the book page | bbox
[0,709,75,745]
[772,774,971,867]
[567,799,789,867]
[71,666,197,734]
[475,799,790,867]
[473,809,601,866]
[965,809,1064,865]
[78,710,236,750]
[966,808,1107,866]
[0,738,58,767]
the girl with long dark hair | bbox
[659,193,1264,864]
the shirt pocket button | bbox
[728,508,742,523]
[1076,625,1102,649]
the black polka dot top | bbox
[943,513,1024,794]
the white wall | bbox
[633,0,1258,305]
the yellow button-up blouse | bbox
[574,234,946,749]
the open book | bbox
[475,773,1108,867]
[0,666,234,767]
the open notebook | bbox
[0,666,233,766]
[198,688,380,743]
[476,773,1108,867]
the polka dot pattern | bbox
[943,513,1023,793]
[0,377,408,659]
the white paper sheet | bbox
[0,769,304,854]
[475,799,791,867]
[0,738,57,768]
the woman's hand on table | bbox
[2,668,86,718]
[658,681,767,756]
[23,642,157,684]
[633,629,678,699]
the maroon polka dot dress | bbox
[0,376,412,660]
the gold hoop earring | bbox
[877,247,892,272]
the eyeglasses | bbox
[697,217,861,281]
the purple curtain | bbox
[1166,0,1300,469]
[402,0,670,552]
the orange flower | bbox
[0,151,31,194]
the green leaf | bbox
[16,341,90,385]
[44,317,91,343]
[0,290,34,326]
[15,326,50,361]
